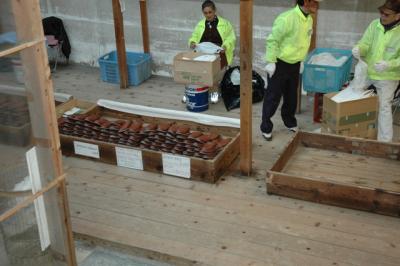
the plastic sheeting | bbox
[194,42,223,54]
[309,52,348,67]
[97,99,240,128]
[331,59,374,103]
[193,54,217,62]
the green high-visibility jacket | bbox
[188,16,236,65]
[265,5,313,64]
[357,19,400,80]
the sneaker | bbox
[182,95,187,104]
[210,92,220,104]
[262,132,272,141]
[287,126,298,133]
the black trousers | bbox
[260,59,300,133]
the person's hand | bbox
[190,42,196,49]
[300,62,304,74]
[265,63,276,78]
[374,61,389,72]
[352,46,361,59]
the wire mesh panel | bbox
[0,0,77,263]
[1,194,67,266]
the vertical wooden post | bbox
[139,0,150,53]
[310,9,318,52]
[11,0,77,265]
[297,4,318,114]
[240,0,253,176]
[112,0,129,88]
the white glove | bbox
[374,61,389,72]
[300,62,304,74]
[264,63,276,78]
[352,47,361,59]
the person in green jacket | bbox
[260,0,322,141]
[183,0,236,104]
[352,0,400,142]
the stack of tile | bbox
[58,114,232,160]
[0,95,30,127]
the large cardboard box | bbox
[173,51,223,87]
[322,92,378,139]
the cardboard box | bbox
[322,92,378,139]
[173,52,223,87]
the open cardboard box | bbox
[173,51,223,87]
[322,92,378,139]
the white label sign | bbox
[115,147,143,170]
[74,141,100,158]
[162,153,191,178]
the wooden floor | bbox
[37,65,400,265]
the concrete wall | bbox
[2,0,383,76]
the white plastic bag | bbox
[194,42,223,54]
[351,59,368,90]
[193,54,217,62]
[331,59,373,103]
[230,69,240,85]
[309,52,348,67]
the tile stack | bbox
[58,114,232,160]
[0,95,30,127]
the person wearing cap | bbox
[260,0,322,141]
[183,0,236,104]
[352,0,400,142]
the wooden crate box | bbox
[56,99,97,118]
[267,131,400,217]
[58,105,240,183]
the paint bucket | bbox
[185,85,209,112]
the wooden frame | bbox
[267,131,400,217]
[58,106,240,183]
[240,0,253,175]
[0,0,77,265]
[139,0,150,53]
[112,0,128,88]
[56,99,97,118]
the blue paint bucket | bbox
[185,85,209,112]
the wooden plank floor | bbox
[49,65,400,265]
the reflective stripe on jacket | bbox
[265,5,313,64]
[189,16,236,65]
[357,19,400,80]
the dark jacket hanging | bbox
[42,16,71,59]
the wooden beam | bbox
[310,9,318,52]
[239,0,253,176]
[0,175,65,222]
[11,0,77,264]
[139,0,150,53]
[0,39,44,58]
[112,0,129,88]
[296,3,318,114]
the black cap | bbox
[379,0,400,13]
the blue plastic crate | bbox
[98,50,152,86]
[303,48,353,93]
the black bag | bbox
[220,66,265,111]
